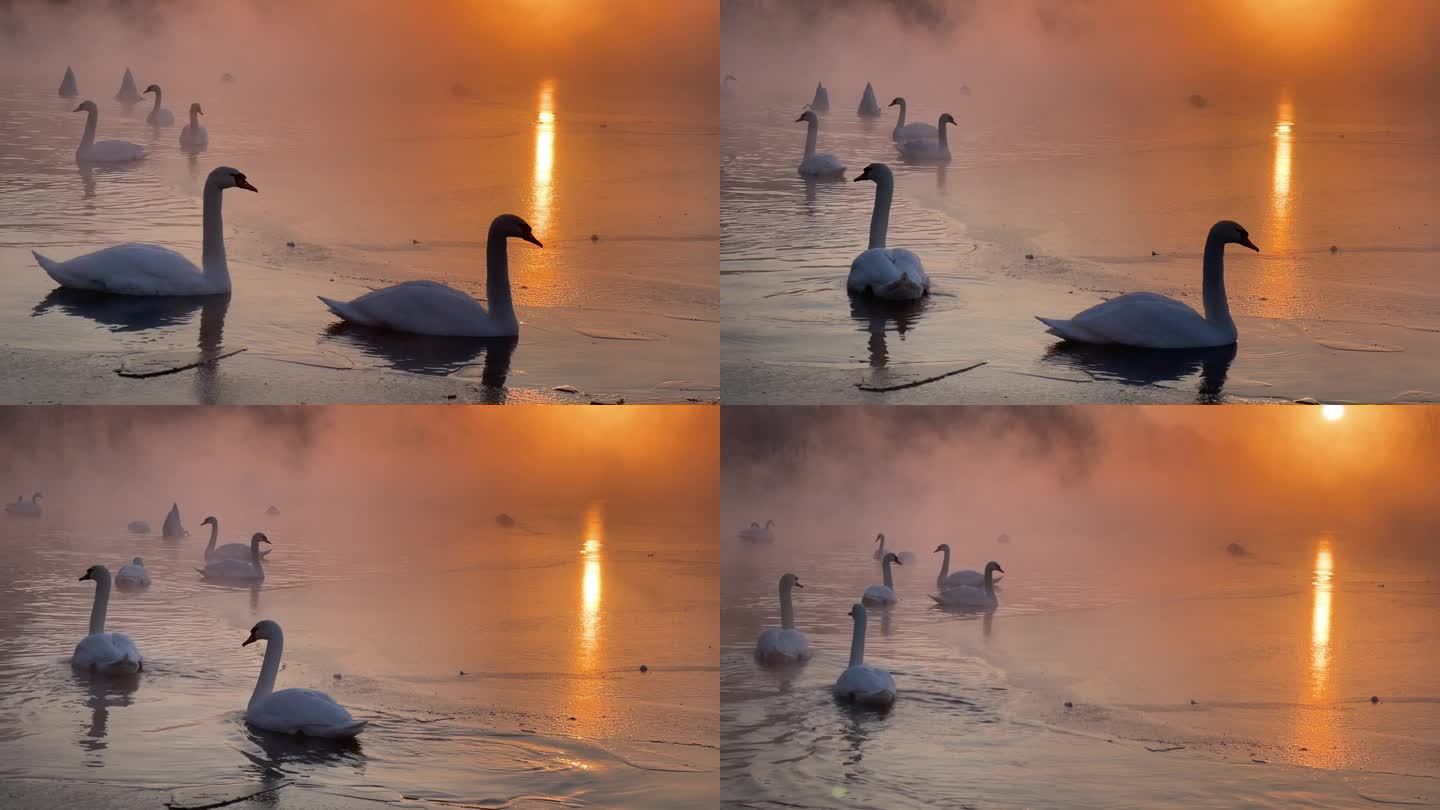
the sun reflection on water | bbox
[1310,535,1334,696]
[580,501,603,661]
[1257,89,1298,317]
[533,79,556,236]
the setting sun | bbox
[1321,404,1345,422]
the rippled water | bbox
[0,505,718,808]
[721,93,1440,404]
[721,531,1440,808]
[0,77,718,403]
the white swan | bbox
[142,84,175,127]
[833,603,895,706]
[1036,221,1259,348]
[721,74,736,96]
[810,82,830,113]
[5,492,42,516]
[115,67,142,103]
[933,543,1001,589]
[318,214,541,337]
[34,166,257,296]
[196,532,269,581]
[74,565,143,674]
[755,573,811,663]
[931,560,1003,607]
[738,520,775,543]
[243,620,367,737]
[163,502,188,538]
[896,113,955,162]
[871,533,914,563]
[857,82,881,117]
[127,520,151,534]
[848,163,930,300]
[59,66,78,97]
[795,110,845,177]
[889,97,937,142]
[115,557,151,588]
[179,103,208,147]
[862,552,902,606]
[202,516,273,561]
[71,101,146,164]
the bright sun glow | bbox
[579,501,603,662]
[1310,537,1335,698]
[532,79,556,236]
[1321,404,1345,422]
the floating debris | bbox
[591,234,599,242]
[1225,542,1249,557]
[495,513,516,528]
[1025,254,1035,260]
[333,673,341,679]
[1371,695,1380,704]
[1188,93,1209,108]
[639,664,649,673]
[286,241,295,248]
[1330,245,1339,253]
[1064,701,1073,708]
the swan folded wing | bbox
[319,280,492,336]
[799,153,846,177]
[35,245,211,295]
[250,688,366,737]
[74,632,142,672]
[834,664,896,704]
[848,248,929,300]
[893,123,937,141]
[200,558,262,579]
[861,585,896,604]
[930,585,994,606]
[1038,292,1223,349]
[939,569,1002,588]
[756,628,811,661]
[209,542,261,561]
[898,139,948,161]
[84,140,147,162]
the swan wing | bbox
[116,565,150,586]
[897,139,949,161]
[200,558,263,580]
[834,664,896,705]
[180,125,209,146]
[1037,292,1226,349]
[74,632,142,673]
[208,542,258,561]
[798,153,846,177]
[893,122,937,141]
[33,245,214,296]
[319,280,504,337]
[82,140,147,163]
[861,585,896,605]
[848,248,929,300]
[249,688,366,737]
[756,628,811,662]
[930,585,996,607]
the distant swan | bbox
[934,543,1001,589]
[59,66,78,97]
[833,603,895,706]
[71,101,146,164]
[179,103,208,147]
[848,163,930,300]
[202,516,272,561]
[721,74,736,96]
[738,520,775,543]
[115,67,142,103]
[196,532,270,581]
[930,560,1003,607]
[243,620,367,737]
[5,492,42,516]
[862,552,902,606]
[115,558,151,588]
[163,502,188,538]
[318,214,541,337]
[74,565,143,674]
[857,82,881,118]
[1036,221,1259,348]
[755,573,811,663]
[127,520,151,534]
[810,82,830,113]
[795,110,845,177]
[896,113,955,162]
[143,84,175,127]
[889,97,936,142]
[33,166,257,296]
[871,533,915,563]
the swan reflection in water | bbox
[72,670,139,760]
[1041,342,1236,403]
[849,294,925,369]
[33,287,222,333]
[322,325,518,387]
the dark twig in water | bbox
[1146,745,1185,753]
[165,781,294,809]
[117,349,247,378]
[857,362,986,392]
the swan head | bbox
[984,561,1004,575]
[875,532,885,544]
[883,552,902,566]
[72,100,97,114]
[724,74,736,82]
[934,543,949,553]
[32,492,42,501]
[848,602,867,620]
[207,166,258,193]
[251,532,271,546]
[190,102,204,116]
[795,109,819,125]
[939,113,957,127]
[888,97,904,107]
[491,214,543,248]
[854,163,893,184]
[242,618,281,646]
[201,516,217,526]
[1212,220,1259,252]
[766,520,775,528]
[780,572,803,589]
[143,84,161,95]
[132,557,144,566]
[79,564,110,582]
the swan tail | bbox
[32,250,65,282]
[318,295,371,326]
[927,594,944,604]
[1035,316,1081,340]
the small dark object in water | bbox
[1151,250,1160,256]
[1379,583,1385,588]
[996,532,1010,544]
[1190,699,1197,705]
[1329,245,1339,253]
[639,664,649,673]
[286,241,295,248]
[459,669,466,676]
[128,520,151,534]
[591,234,599,242]
[568,716,576,721]
[1025,254,1035,260]
[222,72,235,83]
[1188,93,1209,109]
[1339,133,1345,138]
[445,394,457,400]
[333,673,341,679]
[1225,542,1249,557]
[1371,695,1379,704]
[1064,701,1073,708]
[412,239,420,244]
[495,513,516,528]
[266,505,280,515]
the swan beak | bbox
[1239,236,1259,252]
[521,233,543,248]
[236,178,259,193]
[888,100,899,106]
[72,104,85,113]
[242,630,258,646]
[259,537,272,545]
[996,565,1006,574]
[793,581,804,588]
[854,170,870,183]
[795,115,806,122]
[79,570,92,581]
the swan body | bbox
[163,502,188,538]
[889,97,937,142]
[931,561,1004,607]
[795,109,844,177]
[202,516,272,561]
[755,573,811,663]
[897,113,955,162]
[5,492,43,516]
[738,520,775,543]
[73,565,143,674]
[243,620,367,737]
[197,532,269,581]
[266,505,281,515]
[115,67,142,103]
[871,532,915,563]
[857,82,881,117]
[934,544,1001,589]
[833,603,895,706]
[1036,221,1259,349]
[143,84,175,127]
[319,214,541,337]
[849,163,930,300]
[862,552,902,606]
[71,100,146,163]
[59,66,78,97]
[115,557,151,587]
[127,520,151,534]
[810,82,830,113]
[34,166,257,296]
[721,74,736,96]
[180,102,208,147]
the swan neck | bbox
[486,225,516,323]
[250,538,265,573]
[205,521,218,554]
[250,631,283,710]
[88,571,110,636]
[779,580,795,630]
[849,613,866,667]
[938,546,950,580]
[151,88,161,113]
[189,107,200,129]
[803,118,818,157]
[939,120,949,147]
[882,557,894,588]
[985,568,995,595]
[869,174,892,250]
[201,182,230,287]
[80,109,98,151]
[1201,233,1232,328]
[895,100,907,128]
